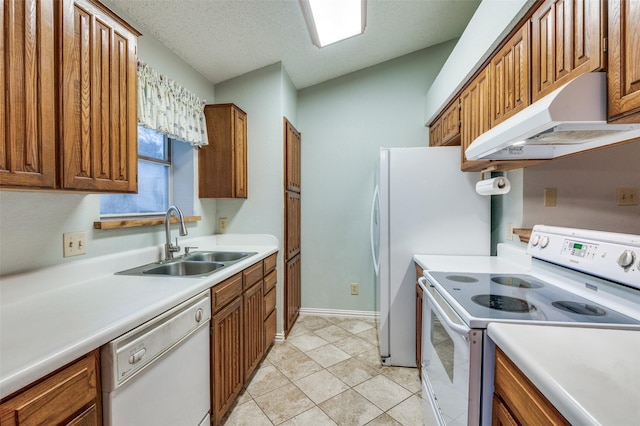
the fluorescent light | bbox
[299,0,366,47]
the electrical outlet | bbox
[506,223,513,241]
[617,187,639,206]
[544,188,557,206]
[350,283,359,295]
[219,217,228,233]
[63,232,87,257]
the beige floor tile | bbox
[354,348,384,371]
[288,324,312,337]
[254,383,315,425]
[333,335,375,356]
[271,350,324,381]
[306,344,351,368]
[327,357,379,387]
[365,413,403,425]
[280,406,338,426]
[222,399,273,426]
[234,388,253,406]
[319,389,383,426]
[294,370,350,404]
[246,364,292,398]
[266,341,303,365]
[335,318,375,334]
[356,327,379,345]
[354,375,413,411]
[313,324,353,343]
[288,333,329,352]
[381,366,422,393]
[297,316,332,331]
[386,394,424,426]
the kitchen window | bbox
[100,126,192,216]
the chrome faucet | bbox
[164,205,188,261]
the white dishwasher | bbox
[101,290,211,426]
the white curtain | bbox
[137,62,208,147]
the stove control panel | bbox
[528,225,640,288]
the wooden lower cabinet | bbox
[211,253,278,425]
[0,351,101,426]
[493,348,569,425]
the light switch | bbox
[617,187,639,206]
[63,232,87,257]
[219,217,229,233]
[544,188,557,206]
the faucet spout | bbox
[164,205,188,261]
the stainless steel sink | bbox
[183,251,256,262]
[142,261,225,276]
[115,251,257,277]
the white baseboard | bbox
[298,307,379,320]
[274,332,286,342]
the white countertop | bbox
[488,323,640,425]
[0,234,278,399]
[413,243,531,274]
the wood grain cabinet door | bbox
[491,23,530,127]
[59,0,139,192]
[460,67,492,172]
[607,0,640,123]
[1,0,57,189]
[243,280,264,380]
[531,0,604,102]
[284,119,301,192]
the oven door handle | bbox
[419,277,470,338]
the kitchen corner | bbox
[0,234,278,400]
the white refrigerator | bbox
[371,147,490,367]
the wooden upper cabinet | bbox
[429,99,460,147]
[199,104,248,198]
[60,0,139,192]
[284,118,301,192]
[531,0,604,101]
[607,0,640,123]
[428,118,442,146]
[491,23,530,126]
[460,67,492,171]
[1,0,57,189]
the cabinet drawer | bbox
[243,262,263,290]
[264,287,276,318]
[264,269,277,293]
[264,309,277,349]
[264,253,277,275]
[0,352,98,426]
[212,273,243,312]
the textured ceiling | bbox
[108,0,481,89]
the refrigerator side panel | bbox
[387,147,489,367]
[377,149,391,362]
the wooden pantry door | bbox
[284,118,301,337]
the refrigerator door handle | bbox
[370,185,380,275]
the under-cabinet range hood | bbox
[465,72,640,161]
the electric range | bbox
[416,225,640,426]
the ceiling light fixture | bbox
[299,0,367,48]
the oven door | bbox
[419,277,475,426]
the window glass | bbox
[100,126,171,216]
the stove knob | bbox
[539,236,550,248]
[530,234,540,246]
[618,250,636,268]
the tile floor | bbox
[221,315,430,426]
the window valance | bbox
[137,61,208,147]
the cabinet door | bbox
[199,104,248,198]
[286,191,301,259]
[59,0,138,192]
[1,0,56,189]
[491,396,518,426]
[285,254,301,335]
[608,0,640,123]
[491,23,530,126]
[211,297,243,425]
[428,118,442,147]
[0,351,99,426]
[284,118,301,192]
[531,0,604,101]
[460,67,492,171]
[441,99,461,146]
[232,107,248,197]
[243,281,264,380]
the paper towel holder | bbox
[476,167,510,196]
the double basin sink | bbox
[116,251,258,277]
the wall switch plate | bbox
[63,232,86,257]
[219,217,228,233]
[506,223,513,241]
[350,283,359,295]
[617,187,639,206]
[544,188,557,206]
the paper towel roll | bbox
[475,176,511,196]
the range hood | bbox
[465,72,640,161]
